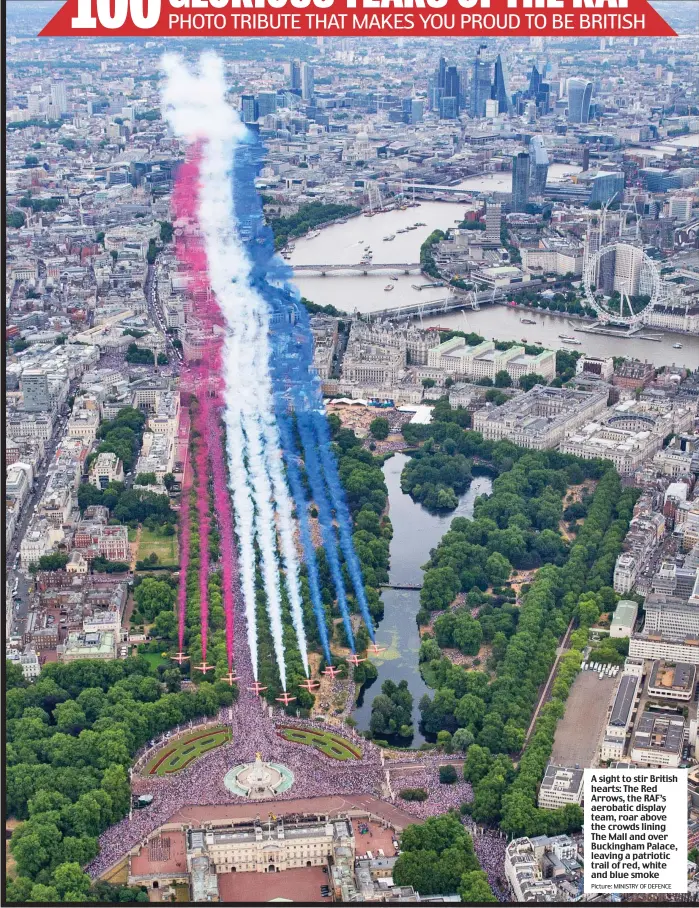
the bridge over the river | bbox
[292,262,421,276]
[367,288,506,321]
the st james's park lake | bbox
[353,453,493,746]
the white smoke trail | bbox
[260,416,309,676]
[161,53,266,681]
[162,53,309,687]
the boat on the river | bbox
[383,235,395,241]
[521,318,537,325]
[559,334,582,345]
[673,343,683,349]
[384,284,394,292]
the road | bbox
[6,407,71,637]
[145,263,183,367]
[522,614,576,748]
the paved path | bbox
[168,794,420,831]
[523,614,576,747]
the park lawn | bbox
[140,651,169,670]
[278,726,361,761]
[144,726,231,776]
[137,526,178,567]
[128,527,138,543]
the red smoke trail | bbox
[193,389,212,663]
[172,149,239,671]
[176,422,192,655]
[208,409,237,667]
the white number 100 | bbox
[72,0,161,29]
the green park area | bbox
[145,726,231,776]
[278,726,362,761]
[137,526,178,569]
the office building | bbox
[647,661,696,701]
[668,195,693,221]
[567,77,592,123]
[492,54,511,114]
[50,79,68,114]
[257,92,277,118]
[470,45,492,118]
[630,710,685,767]
[590,171,625,206]
[301,62,314,101]
[529,136,549,196]
[511,152,531,213]
[290,60,302,92]
[444,65,460,114]
[89,452,125,489]
[643,593,699,641]
[538,764,584,809]
[505,839,558,902]
[428,338,556,384]
[630,634,699,665]
[575,356,614,382]
[474,385,608,450]
[611,600,639,638]
[601,672,640,761]
[511,151,531,211]
[241,94,258,124]
[439,95,458,120]
[485,200,502,242]
[21,369,51,412]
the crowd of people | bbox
[86,604,510,900]
[392,765,473,819]
[467,822,510,901]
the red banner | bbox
[39,0,676,39]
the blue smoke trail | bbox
[230,137,358,655]
[312,412,375,641]
[276,415,332,664]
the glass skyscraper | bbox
[529,136,549,196]
[511,152,531,212]
[493,55,511,114]
[470,45,492,118]
[567,78,593,124]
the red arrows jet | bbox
[195,661,214,673]
[248,681,268,695]
[347,654,367,666]
[171,651,189,664]
[299,678,320,692]
[222,671,240,686]
[322,665,342,679]
[369,643,387,655]
[276,692,297,706]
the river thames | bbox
[289,199,699,369]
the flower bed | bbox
[278,726,362,761]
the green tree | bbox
[463,744,492,783]
[370,417,390,440]
[459,870,497,903]
[439,764,458,784]
[494,370,513,388]
[52,862,92,899]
